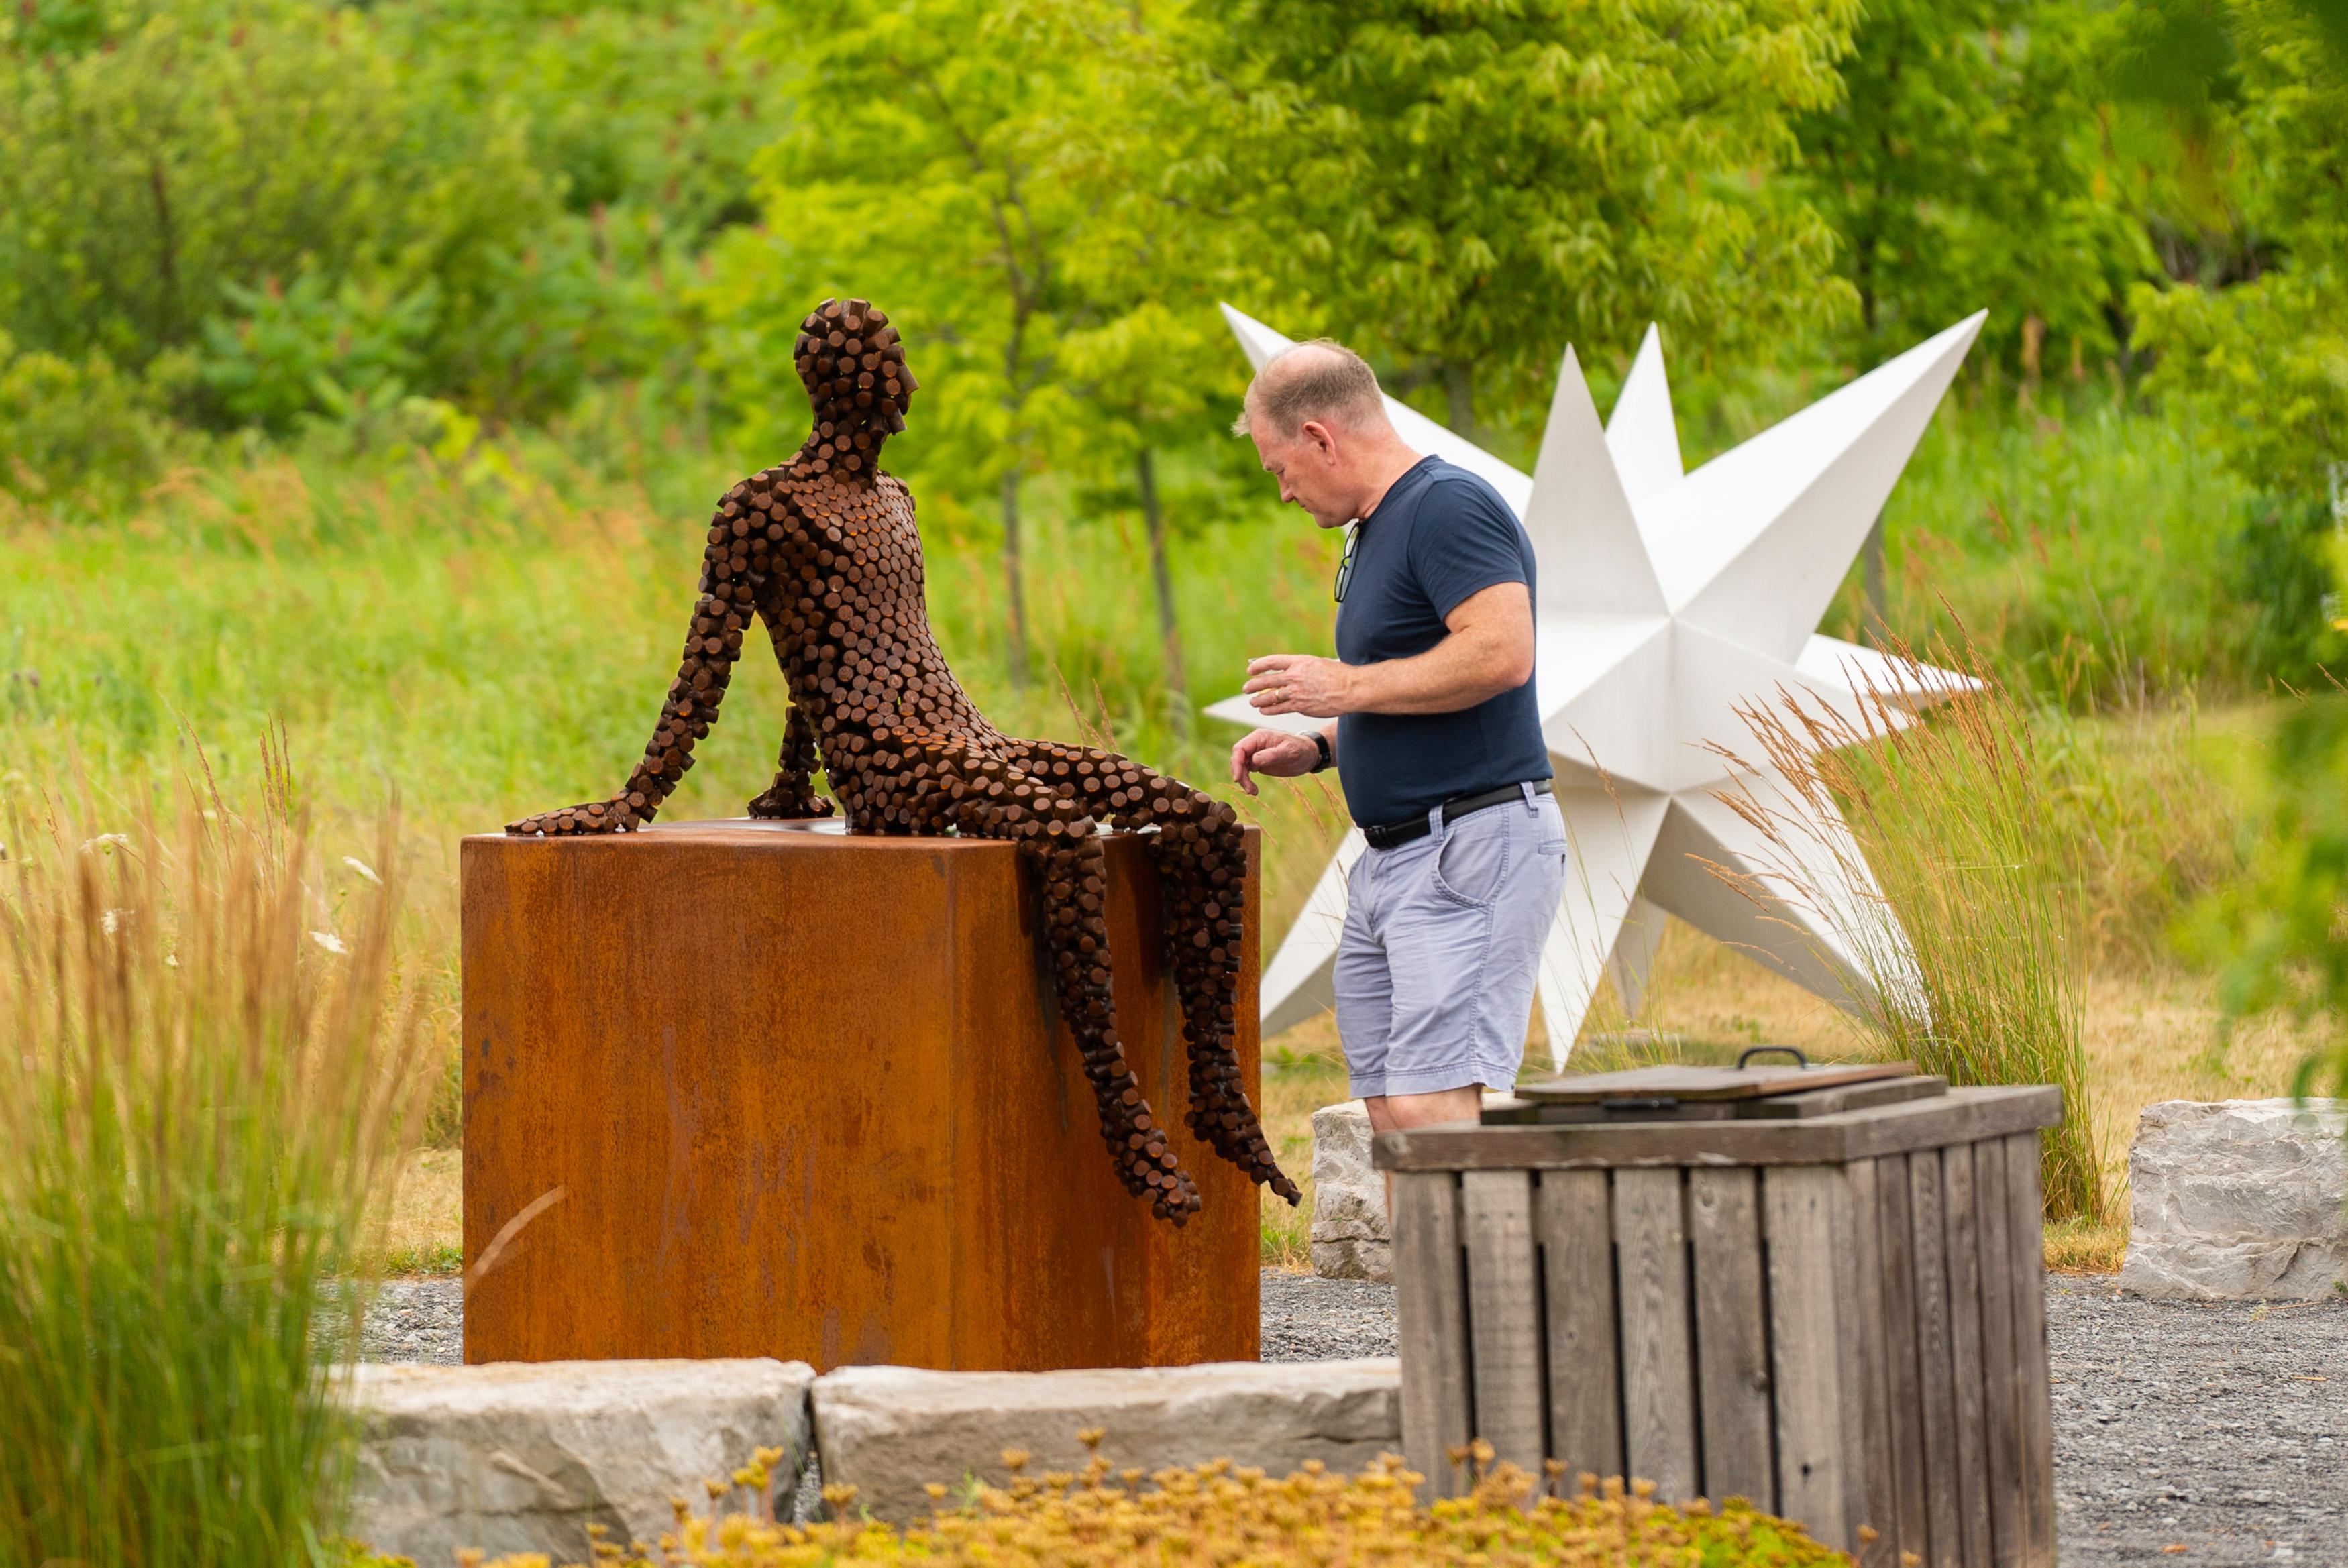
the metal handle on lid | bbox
[1736,1045,1809,1070]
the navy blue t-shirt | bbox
[1334,456,1550,827]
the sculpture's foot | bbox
[506,798,640,836]
[746,782,835,820]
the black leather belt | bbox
[1360,779,1552,850]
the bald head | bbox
[1235,340,1392,444]
[1235,337,1424,531]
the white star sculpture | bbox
[1206,305,1986,1064]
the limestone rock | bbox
[2120,1099,2348,1301]
[345,1357,815,1561]
[812,1358,1401,1522]
[1312,1101,1390,1282]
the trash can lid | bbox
[1490,1048,1939,1125]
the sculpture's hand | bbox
[505,796,643,836]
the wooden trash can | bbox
[1378,1056,2062,1567]
[462,818,1262,1373]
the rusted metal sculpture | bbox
[509,298,1298,1223]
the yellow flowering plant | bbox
[427,1433,1854,1568]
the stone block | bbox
[812,1358,1401,1522]
[1311,1101,1390,1282]
[2120,1099,2348,1301]
[345,1357,815,1561]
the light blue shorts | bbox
[1334,783,1566,1099]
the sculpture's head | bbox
[793,297,917,480]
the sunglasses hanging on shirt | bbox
[1334,523,1361,604]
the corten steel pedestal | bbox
[461,818,1263,1371]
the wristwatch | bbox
[1309,730,1334,773]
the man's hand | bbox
[1243,653,1358,718]
[1230,727,1326,796]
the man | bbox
[1230,339,1565,1150]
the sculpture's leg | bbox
[746,702,834,820]
[508,505,773,836]
[888,730,1203,1222]
[1004,739,1300,1205]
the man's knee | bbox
[1362,1085,1482,1134]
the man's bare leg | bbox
[1363,1086,1482,1228]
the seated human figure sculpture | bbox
[508,297,1299,1223]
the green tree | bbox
[1188,0,1860,445]
[1055,301,1246,728]
[704,0,1159,689]
[2155,0,2348,1115]
[1795,0,2153,372]
[0,0,551,392]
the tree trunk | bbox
[1137,447,1189,731]
[1863,510,1888,638]
[1001,467,1031,690]
[148,156,180,345]
[1442,359,1477,444]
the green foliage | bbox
[2131,0,2348,504]
[0,1,551,390]
[201,276,443,435]
[1195,0,1860,443]
[0,801,423,1568]
[2188,692,2348,1105]
[0,331,171,504]
[1844,384,2283,706]
[1795,0,2152,368]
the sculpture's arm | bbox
[506,505,771,836]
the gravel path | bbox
[357,1278,464,1366]
[1260,1270,1397,1361]
[2047,1280,2347,1565]
[355,1270,2348,1557]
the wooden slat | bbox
[1536,1169,1622,1483]
[2003,1133,2056,1567]
[1489,1076,1947,1126]
[1377,1087,2064,1171]
[1612,1168,1698,1502]
[1460,1170,1545,1475]
[1909,1149,1960,1568]
[1844,1159,1899,1567]
[1763,1165,1856,1550]
[1394,1172,1473,1500]
[1876,1156,1929,1567]
[1972,1139,2025,1567]
[1687,1168,1774,1510]
[1941,1143,1993,1567]
[1515,1061,1917,1102]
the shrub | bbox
[465,1443,1852,1567]
[1710,636,2108,1223]
[0,793,425,1567]
[0,331,170,505]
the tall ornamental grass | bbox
[1709,637,2107,1223]
[0,793,422,1567]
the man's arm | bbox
[1242,580,1534,720]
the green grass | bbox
[1846,385,2278,707]
[0,801,421,1565]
